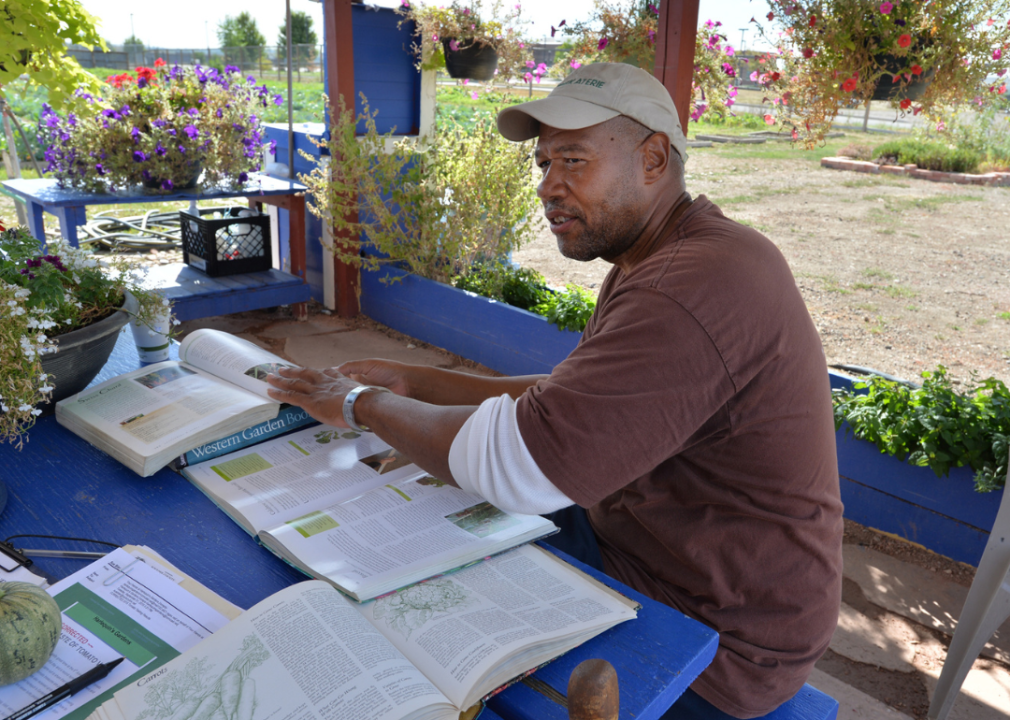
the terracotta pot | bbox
[442,39,498,81]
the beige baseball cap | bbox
[497,62,687,160]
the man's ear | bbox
[641,132,670,184]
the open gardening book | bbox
[56,329,299,477]
[0,546,241,720]
[181,424,559,602]
[86,545,638,720]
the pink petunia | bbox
[598,37,609,51]
[450,40,459,51]
[462,7,470,14]
[462,78,469,85]
[400,0,409,7]
[570,60,581,69]
[880,2,893,14]
[725,45,735,57]
[526,60,536,69]
[937,121,946,132]
[995,48,1003,60]
[764,114,775,125]
[471,91,479,100]
[524,72,533,82]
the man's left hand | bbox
[265,366,360,427]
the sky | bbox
[77,0,770,52]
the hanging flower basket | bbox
[442,39,498,81]
[870,53,934,102]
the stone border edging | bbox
[821,156,1010,186]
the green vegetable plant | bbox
[534,284,597,333]
[833,366,1010,493]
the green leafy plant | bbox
[833,366,1010,493]
[1,0,106,109]
[453,262,551,311]
[753,0,1010,146]
[534,285,597,333]
[872,137,983,173]
[299,94,539,285]
[0,221,176,447]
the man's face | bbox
[534,121,649,263]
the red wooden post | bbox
[323,0,360,318]
[653,0,700,136]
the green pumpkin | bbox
[0,582,62,686]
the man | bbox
[266,63,842,719]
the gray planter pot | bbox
[39,293,136,412]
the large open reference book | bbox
[87,545,638,720]
[181,424,559,602]
[56,329,295,477]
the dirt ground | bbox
[514,142,1010,390]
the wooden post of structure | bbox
[1,99,28,226]
[323,0,360,318]
[653,0,701,137]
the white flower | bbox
[18,404,32,412]
[31,409,42,416]
[39,385,53,393]
[7,300,16,307]
[0,404,8,413]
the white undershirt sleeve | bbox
[448,393,576,515]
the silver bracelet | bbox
[342,385,391,432]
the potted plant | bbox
[0,221,177,448]
[753,0,1010,146]
[36,60,282,194]
[398,0,531,82]
[554,2,740,122]
[831,366,1009,565]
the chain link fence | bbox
[68,45,325,83]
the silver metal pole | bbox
[286,0,294,179]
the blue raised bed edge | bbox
[830,370,1001,566]
[359,265,582,377]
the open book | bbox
[182,424,559,602]
[87,545,638,720]
[56,329,296,477]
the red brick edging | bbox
[820,157,1010,186]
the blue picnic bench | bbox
[0,174,313,321]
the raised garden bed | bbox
[821,156,1010,187]
[830,371,1001,566]
[360,266,582,376]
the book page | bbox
[182,425,397,533]
[178,328,298,400]
[0,549,230,720]
[262,471,556,601]
[104,582,456,720]
[57,362,275,451]
[354,544,637,710]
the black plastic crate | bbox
[180,208,272,277]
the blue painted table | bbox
[0,332,720,720]
[0,175,313,321]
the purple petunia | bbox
[131,127,141,143]
[238,172,248,183]
[188,108,200,117]
[133,150,147,162]
[161,179,174,190]
[155,143,167,156]
[184,125,199,139]
[153,118,167,128]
